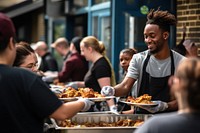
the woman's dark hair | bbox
[120,48,137,57]
[71,37,82,54]
[13,41,35,67]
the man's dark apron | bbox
[135,50,175,114]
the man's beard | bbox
[149,41,163,54]
[150,48,159,54]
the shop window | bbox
[73,0,88,7]
[93,0,110,5]
[124,13,147,52]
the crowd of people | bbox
[0,7,199,133]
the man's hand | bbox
[101,86,115,96]
[78,98,94,111]
[137,101,168,113]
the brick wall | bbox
[176,0,200,48]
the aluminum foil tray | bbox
[51,113,152,131]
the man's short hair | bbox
[51,37,69,49]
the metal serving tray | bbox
[51,113,152,133]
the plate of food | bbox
[118,94,158,106]
[84,96,116,102]
[119,98,158,106]
[50,84,65,89]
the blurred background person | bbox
[34,41,58,72]
[119,48,137,78]
[173,25,187,56]
[43,37,71,83]
[183,39,198,57]
[118,48,137,114]
[67,36,88,79]
[53,36,89,85]
[135,57,200,133]
[51,37,71,61]
[44,37,88,84]
[68,36,117,112]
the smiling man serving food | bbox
[101,8,186,114]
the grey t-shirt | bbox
[134,112,200,133]
[126,50,185,96]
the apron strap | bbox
[142,52,151,73]
[170,50,175,75]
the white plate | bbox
[84,96,115,102]
[59,97,78,102]
[119,99,158,106]
[50,84,65,88]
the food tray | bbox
[51,113,152,133]
[119,98,158,106]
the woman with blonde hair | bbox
[69,36,117,112]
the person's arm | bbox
[98,77,116,109]
[66,81,85,89]
[166,100,178,111]
[165,89,178,111]
[98,77,111,87]
[179,25,186,45]
[121,109,134,114]
[50,100,84,120]
[101,77,136,98]
[30,74,93,121]
[114,77,136,97]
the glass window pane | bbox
[124,13,146,52]
[73,0,88,11]
[101,16,111,59]
[92,16,98,37]
[93,0,110,5]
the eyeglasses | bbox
[20,63,38,70]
